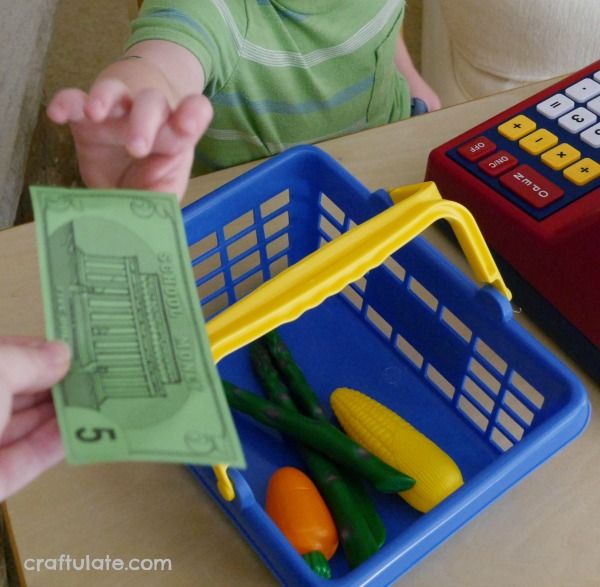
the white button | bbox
[594,71,600,83]
[581,123,600,148]
[537,93,574,119]
[565,78,600,102]
[558,107,597,133]
[587,95,600,115]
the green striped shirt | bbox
[127,0,409,173]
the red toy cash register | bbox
[426,60,600,380]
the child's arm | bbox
[47,40,213,201]
[395,30,441,113]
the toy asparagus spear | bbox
[250,342,380,568]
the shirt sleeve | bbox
[125,0,245,95]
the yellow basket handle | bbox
[207,181,510,501]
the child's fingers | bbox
[171,94,213,140]
[126,88,171,158]
[47,88,88,124]
[152,94,213,156]
[85,77,132,123]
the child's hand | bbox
[47,78,213,201]
[0,338,71,500]
[405,72,442,113]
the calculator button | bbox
[564,78,600,103]
[498,115,536,141]
[563,158,600,185]
[541,143,581,170]
[519,129,558,155]
[558,107,597,133]
[587,96,600,116]
[581,123,600,148]
[478,150,518,177]
[595,71,600,83]
[499,165,564,209]
[536,93,575,119]
[457,136,497,162]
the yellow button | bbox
[519,129,559,155]
[498,115,536,140]
[563,158,600,185]
[541,143,581,170]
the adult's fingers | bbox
[12,390,51,413]
[0,418,63,501]
[47,88,88,124]
[0,400,55,448]
[0,340,71,397]
[85,77,132,123]
[126,88,171,158]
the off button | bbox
[457,136,497,162]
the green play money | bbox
[31,186,245,468]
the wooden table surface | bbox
[3,81,600,587]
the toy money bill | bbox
[31,186,245,468]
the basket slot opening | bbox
[234,270,264,301]
[365,305,393,340]
[226,231,258,261]
[441,307,472,343]
[319,215,341,240]
[319,193,346,226]
[353,276,367,293]
[407,277,439,312]
[201,292,229,320]
[263,211,289,239]
[504,391,535,426]
[266,234,289,259]
[193,252,222,282]
[189,232,218,261]
[269,255,288,277]
[490,427,514,452]
[458,395,489,433]
[468,359,501,396]
[340,284,364,311]
[425,364,455,400]
[474,339,508,376]
[259,190,290,218]
[509,371,545,410]
[231,251,261,281]
[197,272,226,301]
[383,256,406,282]
[224,210,255,239]
[462,377,495,414]
[496,409,525,441]
[394,334,424,369]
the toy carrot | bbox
[266,467,338,579]
[223,381,415,493]
[250,342,380,568]
[331,387,464,513]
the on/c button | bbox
[478,150,518,177]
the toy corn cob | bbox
[331,388,464,513]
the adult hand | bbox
[0,337,71,501]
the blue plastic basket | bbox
[182,145,590,586]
